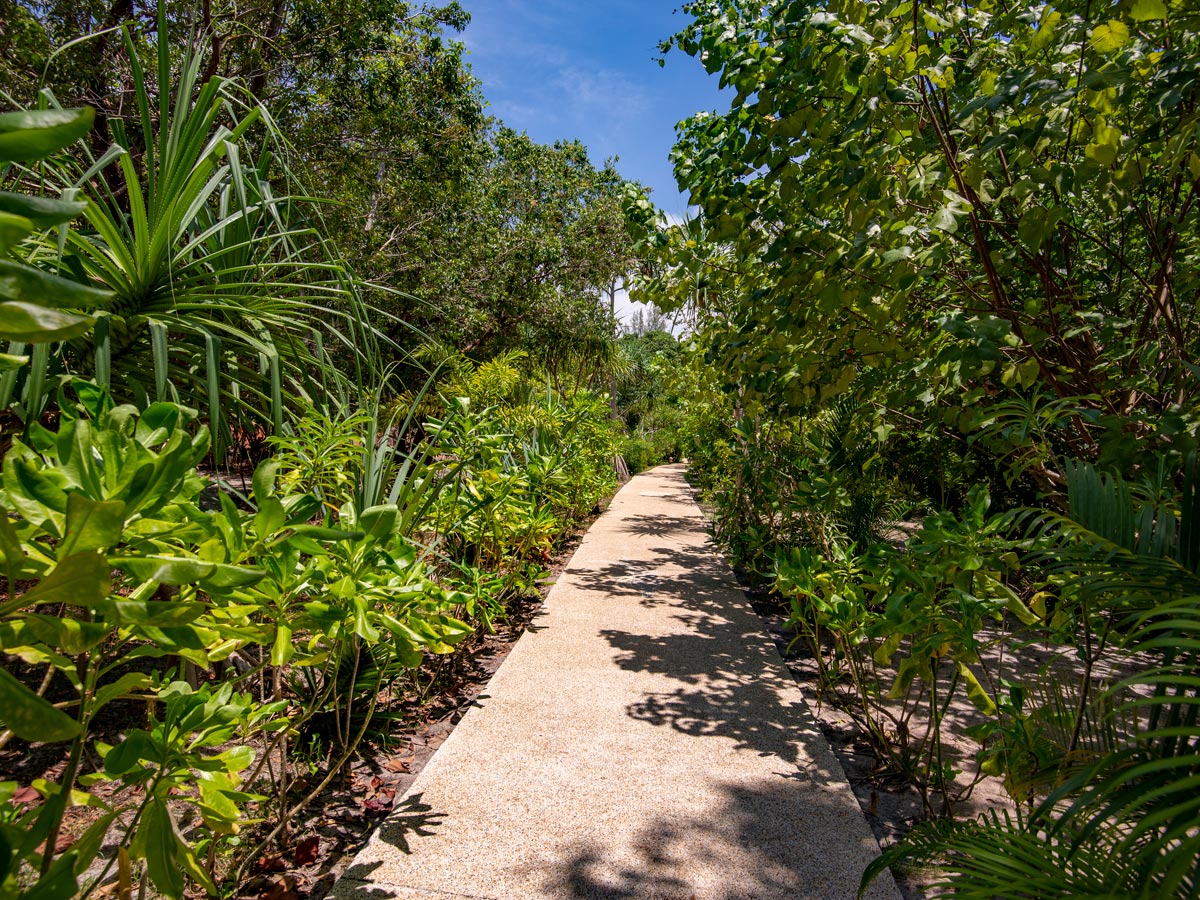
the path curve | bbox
[333,464,900,900]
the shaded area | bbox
[330,466,896,900]
[575,500,834,776]
[547,779,895,900]
[341,794,445,888]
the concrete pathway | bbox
[334,465,900,900]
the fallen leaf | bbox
[258,876,301,900]
[362,793,394,816]
[33,833,75,856]
[255,854,287,874]
[12,786,40,805]
[293,836,320,867]
[382,754,412,774]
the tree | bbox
[656,0,1200,485]
[643,2,1200,895]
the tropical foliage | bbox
[0,5,635,898]
[626,0,1200,896]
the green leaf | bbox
[136,798,185,900]
[359,504,398,541]
[99,600,206,628]
[113,554,267,590]
[0,211,33,253]
[0,108,94,162]
[70,811,119,872]
[0,193,87,229]
[270,623,293,666]
[1086,118,1122,167]
[1091,20,1130,53]
[21,850,79,900]
[253,495,286,540]
[103,731,154,776]
[0,667,81,742]
[0,259,113,310]
[0,352,29,370]
[1129,0,1168,21]
[887,654,927,699]
[288,524,364,542]
[956,660,998,716]
[60,493,125,555]
[0,552,110,616]
[24,614,109,654]
[251,459,278,504]
[92,673,153,713]
[0,301,94,343]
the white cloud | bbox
[613,284,689,336]
[553,66,650,123]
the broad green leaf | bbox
[0,211,33,253]
[70,811,119,871]
[0,259,112,310]
[136,798,185,900]
[20,850,79,900]
[1086,118,1122,167]
[92,672,154,713]
[359,504,398,541]
[1,552,110,616]
[956,661,998,716]
[201,562,267,590]
[0,108,94,162]
[0,506,24,582]
[1091,20,1130,53]
[197,775,241,832]
[60,493,125,555]
[0,193,87,229]
[1129,0,1168,20]
[0,301,93,343]
[251,459,278,504]
[0,667,81,742]
[873,631,903,665]
[1030,8,1062,53]
[100,599,206,627]
[253,495,286,540]
[24,614,109,654]
[103,731,155,776]
[288,524,364,542]
[113,554,266,590]
[0,352,29,370]
[270,623,293,666]
[887,654,928,699]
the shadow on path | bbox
[548,779,886,900]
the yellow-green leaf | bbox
[956,661,998,716]
[1129,0,1167,21]
[1091,20,1130,53]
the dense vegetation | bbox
[629,1,1199,896]
[0,3,642,897]
[4,0,1199,898]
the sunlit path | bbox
[332,465,899,900]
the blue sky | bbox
[461,1,728,219]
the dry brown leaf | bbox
[292,836,320,867]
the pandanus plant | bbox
[5,7,383,460]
